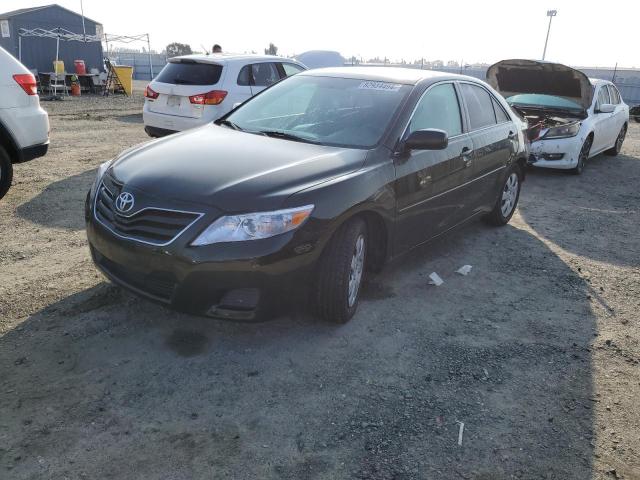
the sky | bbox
[3,0,639,68]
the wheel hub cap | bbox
[500,173,519,217]
[348,235,365,307]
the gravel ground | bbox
[0,93,639,480]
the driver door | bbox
[394,82,474,253]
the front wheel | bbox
[571,136,592,175]
[314,218,367,323]
[483,165,521,226]
[0,145,14,201]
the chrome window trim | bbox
[93,182,205,247]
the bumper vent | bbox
[94,182,203,246]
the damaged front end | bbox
[511,105,584,163]
[487,59,592,169]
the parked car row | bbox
[0,45,630,323]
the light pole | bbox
[542,9,557,61]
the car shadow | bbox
[0,222,597,479]
[518,151,640,267]
[15,169,95,231]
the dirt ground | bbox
[1,91,639,480]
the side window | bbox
[492,97,510,123]
[597,86,610,107]
[607,85,620,104]
[237,65,251,86]
[280,63,305,78]
[460,83,497,130]
[251,62,280,87]
[407,83,462,137]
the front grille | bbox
[96,250,176,302]
[94,182,203,246]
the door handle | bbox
[461,147,473,168]
[508,131,517,139]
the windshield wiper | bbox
[216,119,243,131]
[256,130,320,144]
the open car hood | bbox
[486,59,592,111]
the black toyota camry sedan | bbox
[86,67,528,323]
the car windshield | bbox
[506,93,583,111]
[224,75,411,148]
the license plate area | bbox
[167,95,181,107]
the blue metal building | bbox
[0,4,103,73]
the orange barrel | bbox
[71,83,81,96]
[74,60,86,75]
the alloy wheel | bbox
[500,173,519,217]
[347,234,365,307]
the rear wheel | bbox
[483,165,521,226]
[605,124,627,156]
[314,218,367,323]
[571,135,592,175]
[0,145,13,200]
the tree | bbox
[165,42,192,57]
[264,43,278,55]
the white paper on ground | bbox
[428,272,444,286]
[456,265,472,276]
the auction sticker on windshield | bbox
[358,81,402,91]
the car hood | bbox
[110,124,367,212]
[486,59,593,111]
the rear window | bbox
[155,60,223,86]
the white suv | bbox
[142,54,306,137]
[0,46,50,199]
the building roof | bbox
[0,4,100,24]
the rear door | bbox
[459,82,515,212]
[248,62,280,96]
[607,84,626,141]
[394,82,474,252]
[147,59,224,118]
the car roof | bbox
[589,78,611,86]
[169,53,303,65]
[299,67,472,85]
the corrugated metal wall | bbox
[108,52,167,81]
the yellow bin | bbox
[112,65,134,96]
[53,60,65,73]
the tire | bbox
[483,165,522,226]
[314,217,367,323]
[0,145,13,201]
[605,124,627,156]
[570,135,592,175]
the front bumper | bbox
[85,195,320,320]
[527,136,583,170]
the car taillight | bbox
[13,74,37,95]
[144,85,159,99]
[189,90,227,105]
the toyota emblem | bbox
[115,192,135,213]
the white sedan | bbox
[142,54,306,137]
[487,59,629,174]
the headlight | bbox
[541,122,581,139]
[90,160,112,198]
[191,205,314,246]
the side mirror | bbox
[597,103,615,114]
[404,128,448,151]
